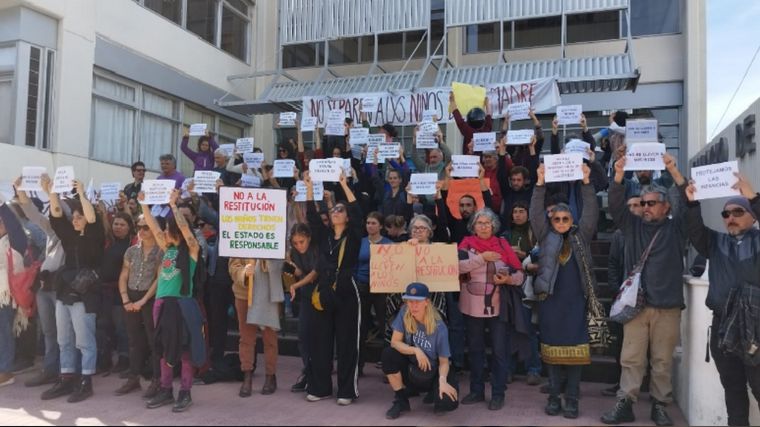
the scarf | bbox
[459,235,521,269]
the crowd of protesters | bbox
[0,93,758,426]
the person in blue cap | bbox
[381,282,459,420]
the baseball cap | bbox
[401,282,430,301]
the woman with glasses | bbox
[114,216,162,398]
[530,162,599,419]
[457,208,523,411]
[303,172,363,406]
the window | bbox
[221,4,248,60]
[283,43,320,68]
[329,38,359,65]
[25,47,41,147]
[144,0,181,24]
[465,23,503,53]
[567,11,620,43]
[140,91,179,171]
[187,0,217,44]
[0,46,16,144]
[377,33,404,61]
[627,0,680,36]
[514,16,562,48]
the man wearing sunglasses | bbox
[604,153,688,426]
[685,173,760,427]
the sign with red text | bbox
[370,243,459,293]
[219,187,287,259]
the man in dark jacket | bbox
[602,154,687,426]
[685,174,760,427]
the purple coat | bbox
[180,136,219,172]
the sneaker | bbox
[460,392,485,405]
[601,397,635,424]
[336,398,353,406]
[651,400,674,426]
[146,388,174,409]
[306,394,330,402]
[0,373,15,388]
[25,371,58,387]
[545,395,562,416]
[526,372,542,386]
[291,374,308,393]
[172,390,192,413]
[385,398,410,420]
[488,395,505,411]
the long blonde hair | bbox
[402,299,441,336]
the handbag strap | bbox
[637,229,662,269]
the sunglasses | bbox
[136,224,150,231]
[552,216,572,224]
[721,208,747,219]
[639,200,662,207]
[331,206,346,214]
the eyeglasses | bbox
[639,200,662,207]
[331,206,346,214]
[474,221,492,228]
[721,208,748,219]
[411,226,430,232]
[552,216,572,224]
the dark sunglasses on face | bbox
[639,200,662,207]
[552,216,571,224]
[721,208,747,219]
[331,206,346,214]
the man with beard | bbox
[685,174,760,427]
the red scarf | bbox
[458,235,522,270]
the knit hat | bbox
[724,197,757,220]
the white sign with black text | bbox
[451,155,481,178]
[409,173,438,195]
[556,105,583,126]
[624,143,666,171]
[544,154,584,183]
[691,161,741,200]
[140,180,176,205]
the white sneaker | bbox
[336,398,353,406]
[306,394,329,402]
[0,373,15,388]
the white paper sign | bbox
[52,166,75,194]
[419,122,439,136]
[279,112,297,127]
[351,145,364,160]
[301,116,318,132]
[295,180,324,202]
[189,123,207,136]
[241,174,261,188]
[416,133,438,149]
[193,171,221,193]
[243,152,264,169]
[20,167,46,192]
[626,119,659,143]
[220,144,235,158]
[422,110,438,123]
[451,155,481,178]
[691,161,741,201]
[100,182,121,202]
[507,102,531,121]
[0,182,14,203]
[309,158,342,182]
[235,137,254,153]
[273,159,296,178]
[544,154,584,183]
[140,180,176,205]
[624,143,666,171]
[379,143,401,160]
[219,187,288,259]
[507,129,534,146]
[409,173,438,195]
[349,127,369,146]
[556,105,583,125]
[361,97,379,113]
[342,158,353,177]
[473,132,497,152]
[564,139,591,160]
[366,134,387,163]
[325,110,346,136]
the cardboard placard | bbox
[409,173,438,195]
[279,112,297,127]
[450,82,486,115]
[445,178,487,220]
[294,180,324,202]
[349,127,369,146]
[52,166,75,194]
[544,154,584,183]
[556,105,583,125]
[189,123,207,136]
[140,180,176,205]
[472,132,497,152]
[325,110,346,136]
[19,167,45,192]
[193,171,221,193]
[235,137,255,153]
[624,143,666,171]
[100,182,122,202]
[507,129,534,146]
[370,243,460,293]
[309,158,342,182]
[219,187,287,259]
[451,155,481,178]
[691,161,741,200]
[243,152,264,169]
[507,102,531,121]
[626,119,659,143]
[301,116,318,132]
[273,159,296,178]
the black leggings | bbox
[381,346,459,413]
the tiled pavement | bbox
[0,355,687,426]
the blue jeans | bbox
[446,293,465,368]
[56,301,97,375]
[465,315,509,398]
[36,290,59,375]
[0,305,15,373]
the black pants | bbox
[547,364,582,400]
[306,281,361,399]
[297,284,316,372]
[381,346,459,413]
[358,283,385,365]
[711,314,760,426]
[207,280,233,363]
[124,291,158,379]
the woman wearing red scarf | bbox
[457,208,523,411]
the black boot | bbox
[41,375,77,400]
[563,398,579,419]
[601,397,635,424]
[291,373,307,393]
[146,387,174,409]
[385,389,410,420]
[651,400,674,426]
[239,371,252,398]
[545,395,562,416]
[67,375,94,403]
[142,379,161,400]
[172,390,193,413]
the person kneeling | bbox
[382,283,459,420]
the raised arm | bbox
[180,128,197,161]
[168,189,200,259]
[227,151,245,174]
[609,156,632,231]
[73,180,97,224]
[530,179,549,241]
[138,192,168,250]
[578,165,599,242]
